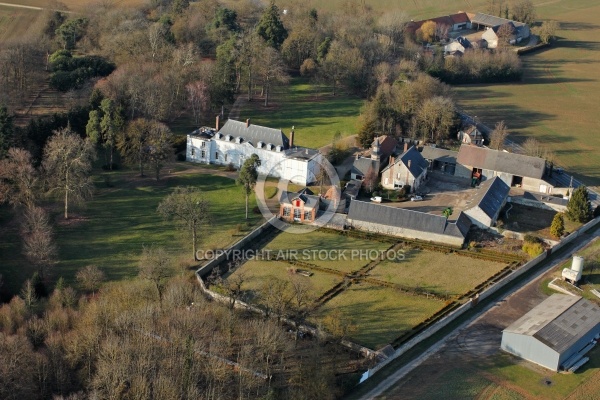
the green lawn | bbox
[226,259,342,303]
[236,78,363,149]
[0,167,262,295]
[314,282,444,349]
[264,229,391,274]
[369,249,508,297]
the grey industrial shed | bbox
[501,294,600,371]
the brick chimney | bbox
[290,126,295,148]
[390,156,395,165]
[216,115,220,131]
[404,142,409,152]
[246,118,250,128]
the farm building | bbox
[186,119,322,186]
[351,136,397,181]
[464,176,510,228]
[456,145,553,193]
[501,294,600,371]
[346,201,472,247]
[279,188,320,223]
[444,36,472,55]
[406,12,472,36]
[470,13,530,47]
[420,146,459,175]
[381,146,429,192]
[457,125,484,146]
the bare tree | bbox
[21,206,57,278]
[139,246,172,301]
[416,96,455,143]
[157,186,210,260]
[363,166,379,193]
[76,265,105,294]
[42,127,96,219]
[0,148,38,208]
[489,120,509,150]
[186,81,210,125]
[256,46,289,107]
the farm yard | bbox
[217,228,517,350]
[498,204,581,239]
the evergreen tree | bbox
[256,2,288,50]
[566,186,592,223]
[550,212,565,238]
[237,154,261,219]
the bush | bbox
[566,186,592,223]
[550,213,565,238]
[523,234,541,244]
[225,162,236,171]
[49,54,116,91]
[522,241,544,257]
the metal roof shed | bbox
[501,294,600,371]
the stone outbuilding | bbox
[464,176,510,228]
[381,146,429,192]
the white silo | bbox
[571,256,584,282]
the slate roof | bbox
[407,12,470,32]
[372,136,398,160]
[347,201,468,239]
[504,294,600,354]
[285,147,320,161]
[279,190,320,209]
[352,157,380,177]
[382,146,429,179]
[420,147,458,164]
[217,119,289,149]
[467,177,510,219]
[471,13,526,28]
[457,145,546,179]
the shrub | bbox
[550,213,565,238]
[523,234,541,244]
[522,241,544,257]
[225,162,236,171]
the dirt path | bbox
[359,226,600,399]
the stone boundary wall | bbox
[196,217,277,279]
[360,216,600,382]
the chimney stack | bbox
[404,142,409,152]
[246,118,250,128]
[216,115,220,131]
[290,126,295,148]
[390,156,395,165]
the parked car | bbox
[410,195,423,202]
[370,196,382,203]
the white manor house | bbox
[186,118,322,186]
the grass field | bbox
[0,5,41,42]
[314,282,444,349]
[389,345,600,400]
[369,249,508,297]
[0,165,262,295]
[236,78,363,149]
[226,259,343,303]
[263,229,391,274]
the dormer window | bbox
[257,141,264,148]
[275,145,282,152]
[235,137,243,144]
[225,135,232,141]
[215,133,222,139]
[266,143,273,151]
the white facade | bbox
[186,134,321,186]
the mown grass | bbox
[369,248,508,297]
[0,167,261,295]
[237,78,363,149]
[226,259,343,304]
[314,282,444,349]
[263,228,391,274]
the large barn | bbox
[501,294,600,371]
